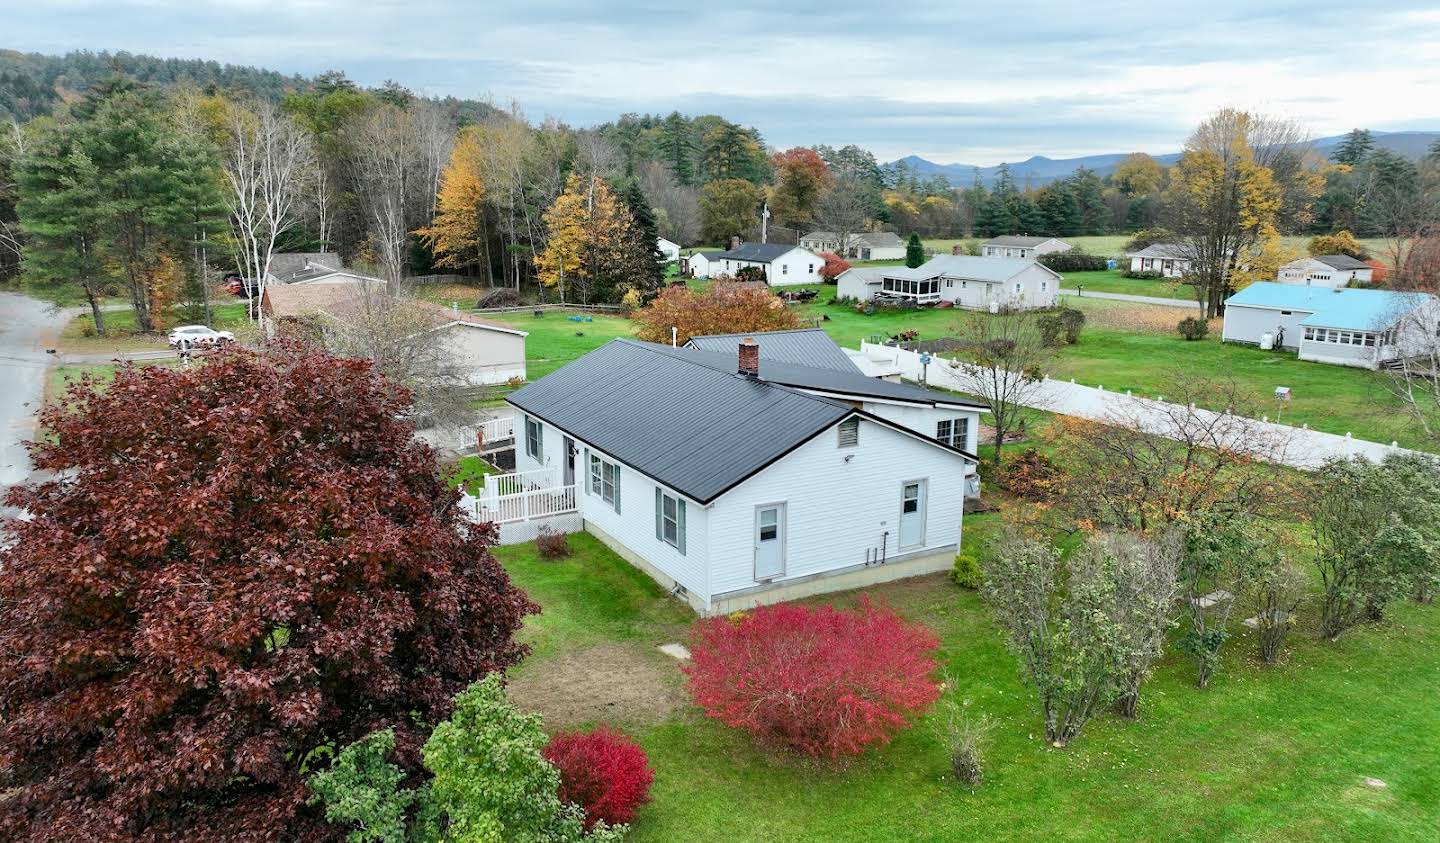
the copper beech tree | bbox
[0,347,537,841]
[632,281,803,345]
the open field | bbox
[922,235,1395,263]
[494,521,1440,842]
[486,310,634,380]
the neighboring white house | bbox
[837,255,1061,311]
[980,236,1072,260]
[692,242,825,285]
[1126,243,1192,277]
[260,286,527,384]
[1276,255,1373,288]
[683,250,721,278]
[657,238,681,263]
[1221,281,1437,369]
[507,334,982,614]
[800,231,907,261]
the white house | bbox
[1276,255,1373,289]
[657,238,681,263]
[1126,244,1192,277]
[694,242,825,285]
[683,251,721,278]
[261,287,527,384]
[837,255,1061,311]
[507,333,982,614]
[800,231,907,261]
[1221,282,1437,369]
[980,236,1072,260]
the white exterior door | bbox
[899,481,926,548]
[754,504,786,580]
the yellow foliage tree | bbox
[1306,230,1368,259]
[534,173,629,304]
[417,129,487,273]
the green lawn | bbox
[495,520,1440,842]
[921,235,1394,262]
[1062,268,1197,301]
[485,310,635,380]
[448,455,498,495]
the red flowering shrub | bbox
[1365,258,1389,285]
[543,727,655,829]
[684,599,941,758]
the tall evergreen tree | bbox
[1067,167,1110,233]
[1331,129,1375,166]
[905,232,925,268]
[660,111,694,186]
[621,181,665,292]
[1037,184,1082,236]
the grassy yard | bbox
[921,235,1394,262]
[793,286,1424,448]
[447,454,498,495]
[495,521,1440,841]
[485,310,635,380]
[1062,268,1196,301]
[59,301,256,354]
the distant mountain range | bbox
[890,131,1440,187]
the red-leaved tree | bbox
[817,251,852,283]
[684,599,940,758]
[0,347,538,841]
[631,281,803,345]
[543,727,655,829]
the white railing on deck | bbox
[480,466,559,499]
[475,484,578,525]
[476,416,515,449]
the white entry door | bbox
[899,481,926,548]
[754,504,786,580]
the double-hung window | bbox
[587,452,621,512]
[655,487,686,553]
[524,415,543,461]
[936,416,970,448]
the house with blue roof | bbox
[1221,282,1438,368]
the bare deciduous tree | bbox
[945,309,1054,463]
[223,100,314,316]
[639,160,700,245]
[315,284,483,431]
[813,175,874,257]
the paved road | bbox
[859,340,1416,470]
[1058,289,1202,309]
[0,293,75,508]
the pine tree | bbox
[661,111,694,186]
[1332,129,1375,166]
[1037,184,1082,237]
[619,182,665,294]
[905,233,925,268]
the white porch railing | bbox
[480,466,559,499]
[475,484,578,525]
[475,416,515,450]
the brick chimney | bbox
[951,244,963,255]
[729,235,741,251]
[738,337,760,377]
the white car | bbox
[168,324,235,349]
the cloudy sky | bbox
[11,0,1440,164]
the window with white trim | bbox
[588,453,621,512]
[936,417,970,448]
[655,487,686,553]
[782,263,789,275]
[837,417,859,448]
[524,415,542,461]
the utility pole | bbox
[761,202,770,244]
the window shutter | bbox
[655,487,663,541]
[583,449,591,495]
[613,464,621,514]
[677,499,687,556]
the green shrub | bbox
[1122,269,1165,280]
[1056,308,1085,343]
[1177,317,1209,341]
[952,553,983,589]
[1039,252,1109,272]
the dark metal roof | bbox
[711,242,805,263]
[507,340,852,503]
[1313,254,1370,271]
[687,328,862,374]
[983,236,1058,247]
[666,344,986,410]
[507,339,976,503]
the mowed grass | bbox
[485,310,635,380]
[794,286,1423,448]
[495,518,1440,842]
[922,235,1394,262]
[1062,268,1197,301]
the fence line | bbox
[471,303,625,315]
[475,484,578,525]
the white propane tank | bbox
[1259,332,1274,351]
[989,301,999,314]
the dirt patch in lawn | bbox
[507,642,686,729]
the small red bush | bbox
[818,251,852,282]
[1365,258,1389,285]
[683,598,941,758]
[543,727,655,829]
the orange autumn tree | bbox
[418,129,487,274]
[632,282,802,345]
[535,173,630,304]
